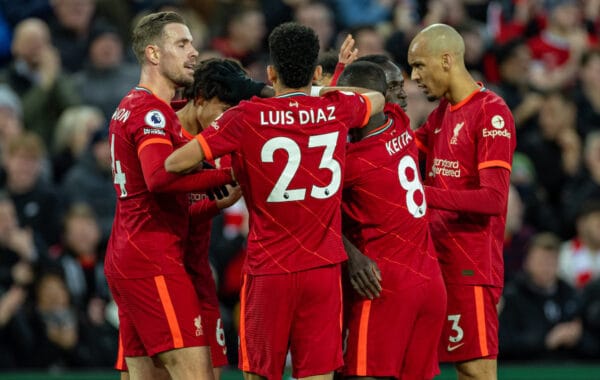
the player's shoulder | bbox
[322,89,365,102]
[480,87,511,111]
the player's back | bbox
[343,103,440,287]
[203,91,371,275]
[105,87,189,279]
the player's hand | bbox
[213,63,266,101]
[215,183,242,209]
[338,34,358,66]
[348,253,382,299]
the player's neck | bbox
[446,70,480,105]
[273,81,310,96]
[358,112,387,140]
[138,69,177,104]
[176,103,200,135]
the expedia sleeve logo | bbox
[144,110,166,129]
[483,115,511,138]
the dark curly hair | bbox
[268,22,319,89]
[337,61,387,95]
[183,58,246,105]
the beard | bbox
[166,66,194,88]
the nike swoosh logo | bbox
[434,128,442,134]
[447,343,464,352]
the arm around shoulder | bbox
[165,136,206,173]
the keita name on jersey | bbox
[385,131,413,156]
[259,106,336,126]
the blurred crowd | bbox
[0,0,600,371]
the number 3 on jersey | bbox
[261,132,341,202]
[110,134,127,198]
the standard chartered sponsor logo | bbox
[432,158,461,178]
[482,128,511,138]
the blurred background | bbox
[0,0,599,378]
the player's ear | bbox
[146,44,160,65]
[441,53,452,71]
[194,95,206,107]
[313,65,323,82]
[267,65,277,84]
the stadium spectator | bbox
[527,0,593,91]
[0,84,24,158]
[349,25,386,58]
[499,232,584,361]
[409,23,515,380]
[166,21,384,380]
[210,5,267,69]
[559,199,600,289]
[518,91,581,231]
[71,22,139,121]
[51,203,109,310]
[504,184,536,282]
[51,105,105,184]
[294,1,336,53]
[61,128,114,244]
[580,276,600,358]
[492,38,544,132]
[0,18,80,147]
[561,131,600,236]
[0,189,38,369]
[47,0,99,73]
[572,49,600,139]
[2,132,64,248]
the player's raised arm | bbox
[164,136,205,173]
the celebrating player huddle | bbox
[106,11,514,380]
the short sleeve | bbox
[130,106,178,156]
[198,106,245,160]
[323,90,371,129]
[477,99,516,171]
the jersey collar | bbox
[449,82,486,112]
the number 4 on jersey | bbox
[111,133,127,198]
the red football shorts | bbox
[439,284,502,362]
[188,261,228,368]
[201,300,228,367]
[107,272,208,358]
[239,264,343,380]
[344,268,446,380]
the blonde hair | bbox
[53,105,104,154]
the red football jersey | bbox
[184,136,232,303]
[342,103,440,288]
[414,87,515,287]
[197,91,371,275]
[105,87,190,279]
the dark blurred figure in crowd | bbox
[71,22,138,121]
[499,232,585,361]
[2,132,64,247]
[559,200,600,289]
[61,128,114,244]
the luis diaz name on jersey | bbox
[259,106,336,126]
[482,115,511,139]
